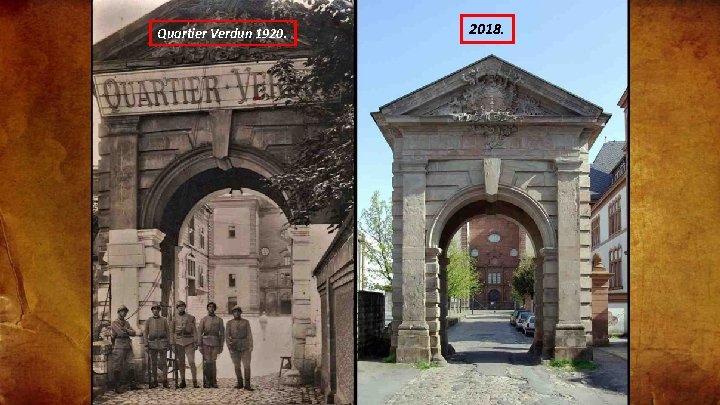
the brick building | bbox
[455,216,535,310]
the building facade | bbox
[176,204,212,315]
[456,217,535,309]
[590,89,628,335]
[208,192,293,316]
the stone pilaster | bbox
[438,255,449,357]
[288,226,315,380]
[553,158,590,360]
[396,161,431,363]
[103,116,140,231]
[425,247,446,364]
[107,228,164,379]
[590,256,612,347]
[539,247,558,359]
[532,256,544,355]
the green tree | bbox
[446,242,482,299]
[267,0,354,227]
[358,191,392,291]
[512,254,536,305]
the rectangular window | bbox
[487,272,501,284]
[609,247,623,289]
[188,279,196,296]
[228,225,236,239]
[280,272,291,287]
[199,267,204,288]
[186,259,195,278]
[283,256,291,266]
[229,274,236,288]
[608,197,622,236]
[227,296,237,314]
[591,217,600,248]
[200,227,205,249]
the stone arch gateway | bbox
[372,55,611,363]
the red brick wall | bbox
[468,217,520,268]
[465,216,522,308]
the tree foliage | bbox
[358,191,392,291]
[512,254,536,302]
[267,0,354,227]
[447,242,482,299]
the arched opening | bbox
[139,146,290,311]
[426,185,556,361]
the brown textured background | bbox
[0,0,91,404]
[1,0,719,404]
[630,0,720,404]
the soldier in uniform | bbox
[169,300,199,388]
[197,301,224,388]
[144,302,170,388]
[110,304,139,393]
[226,305,254,390]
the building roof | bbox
[590,141,626,201]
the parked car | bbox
[510,310,523,326]
[523,316,536,336]
[516,312,533,331]
[512,310,529,327]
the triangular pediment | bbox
[379,55,605,119]
[93,0,311,73]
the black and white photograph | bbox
[90,1,355,403]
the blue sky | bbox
[357,1,628,214]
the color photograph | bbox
[357,1,627,403]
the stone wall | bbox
[357,291,385,357]
[313,215,354,404]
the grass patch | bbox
[415,361,441,370]
[381,353,396,363]
[549,359,597,371]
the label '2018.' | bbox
[468,24,503,35]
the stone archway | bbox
[100,142,319,377]
[372,55,609,363]
[426,185,556,360]
[138,145,290,313]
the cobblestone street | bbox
[94,375,323,405]
[360,311,627,405]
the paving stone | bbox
[95,375,323,405]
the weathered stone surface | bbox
[377,56,607,361]
[483,158,501,198]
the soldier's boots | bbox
[211,366,219,388]
[177,379,186,389]
[162,381,170,389]
[203,367,211,388]
[234,378,244,389]
[192,379,200,388]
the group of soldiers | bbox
[109,300,254,393]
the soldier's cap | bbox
[117,304,129,313]
[150,302,162,310]
[176,300,186,308]
[207,302,217,310]
[231,305,243,313]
